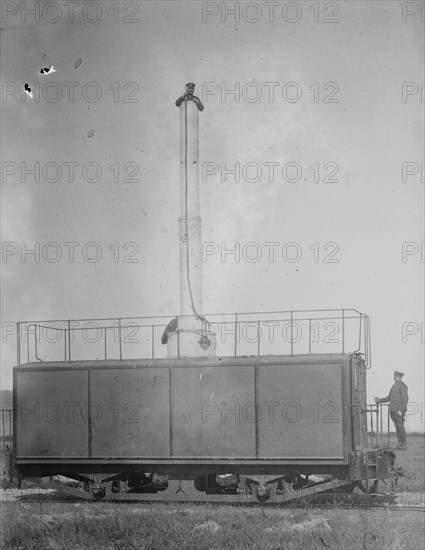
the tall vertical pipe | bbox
[166,83,216,358]
[178,86,202,316]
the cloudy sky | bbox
[1,1,424,430]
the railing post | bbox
[68,320,71,361]
[358,314,362,354]
[35,324,39,361]
[387,406,390,448]
[26,325,30,363]
[308,318,312,354]
[104,328,107,360]
[152,325,155,358]
[17,322,21,366]
[64,324,67,361]
[118,318,122,360]
[366,316,372,369]
[257,321,260,356]
[234,314,238,357]
[8,410,12,445]
[342,309,345,354]
[290,311,293,355]
[375,406,378,447]
[2,410,5,453]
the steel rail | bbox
[6,489,423,512]
[283,503,425,513]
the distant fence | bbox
[13,308,371,367]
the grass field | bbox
[394,434,425,492]
[1,435,424,550]
[2,501,424,550]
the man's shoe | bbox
[398,444,407,450]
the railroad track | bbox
[3,485,424,512]
[286,503,425,512]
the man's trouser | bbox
[390,411,406,445]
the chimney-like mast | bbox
[166,83,216,358]
[177,83,203,317]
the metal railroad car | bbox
[8,310,398,503]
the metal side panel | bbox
[258,363,344,459]
[16,370,89,457]
[90,368,170,458]
[171,365,256,458]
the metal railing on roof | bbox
[15,309,371,367]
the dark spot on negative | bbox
[87,130,95,138]
[74,58,83,69]
[39,65,56,75]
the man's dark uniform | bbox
[377,373,409,448]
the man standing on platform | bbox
[375,371,409,449]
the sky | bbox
[1,0,424,431]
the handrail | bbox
[366,403,390,449]
[11,308,367,325]
[14,308,371,367]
